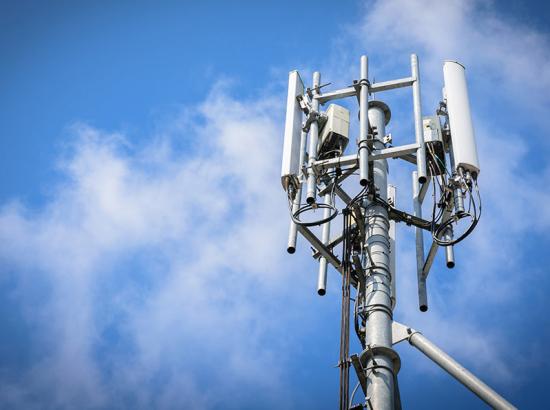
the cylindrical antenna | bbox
[305,72,321,204]
[444,228,455,268]
[287,130,308,253]
[445,245,455,269]
[317,259,328,296]
[443,61,480,177]
[411,54,427,184]
[358,55,370,186]
[317,177,333,295]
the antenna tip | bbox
[447,261,455,269]
[318,289,326,296]
[420,305,428,312]
[287,246,296,254]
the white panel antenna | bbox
[281,70,305,191]
[443,61,480,176]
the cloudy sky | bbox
[1,1,549,409]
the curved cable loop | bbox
[287,173,339,227]
[291,202,339,227]
[431,177,481,246]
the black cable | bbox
[291,202,339,227]
[353,279,365,349]
[431,176,482,246]
[287,174,339,227]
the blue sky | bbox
[1,1,549,409]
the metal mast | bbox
[362,100,395,410]
[280,54,516,409]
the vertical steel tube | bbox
[306,72,321,204]
[445,245,455,269]
[411,54,427,184]
[412,171,427,311]
[359,56,370,186]
[444,228,455,268]
[409,332,517,410]
[317,177,332,295]
[287,130,308,253]
[363,102,395,410]
[317,257,328,295]
[287,202,299,253]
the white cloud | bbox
[1,1,549,408]
[0,85,308,409]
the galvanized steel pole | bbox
[364,101,396,410]
[409,332,517,410]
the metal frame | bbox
[314,76,415,105]
[281,54,514,410]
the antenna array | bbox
[281,55,515,410]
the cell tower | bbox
[281,55,516,409]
